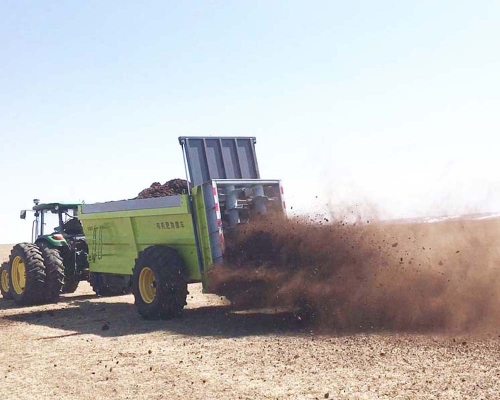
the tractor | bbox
[1,201,83,304]
[0,200,129,305]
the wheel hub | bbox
[138,267,156,304]
[1,269,9,293]
[11,256,26,295]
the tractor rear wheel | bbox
[39,244,64,303]
[8,243,46,305]
[0,262,13,300]
[132,245,188,320]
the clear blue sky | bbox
[1,1,499,243]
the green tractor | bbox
[1,200,88,304]
[27,200,89,297]
[1,200,129,305]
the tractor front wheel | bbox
[8,243,46,305]
[0,262,13,300]
[132,245,188,320]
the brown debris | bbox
[208,216,500,332]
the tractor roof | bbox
[32,202,81,212]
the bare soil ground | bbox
[1,242,500,400]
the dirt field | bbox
[1,243,500,400]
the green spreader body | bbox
[78,189,208,287]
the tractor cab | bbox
[20,200,83,245]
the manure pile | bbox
[136,179,188,198]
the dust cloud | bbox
[207,215,500,332]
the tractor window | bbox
[42,208,78,234]
[61,209,77,222]
[42,211,60,234]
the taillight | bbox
[280,184,286,211]
[212,182,225,253]
[52,234,64,240]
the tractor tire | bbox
[0,262,13,300]
[132,245,188,320]
[90,273,127,297]
[8,243,46,305]
[61,278,79,294]
[39,244,64,303]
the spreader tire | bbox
[8,243,46,305]
[132,245,188,320]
